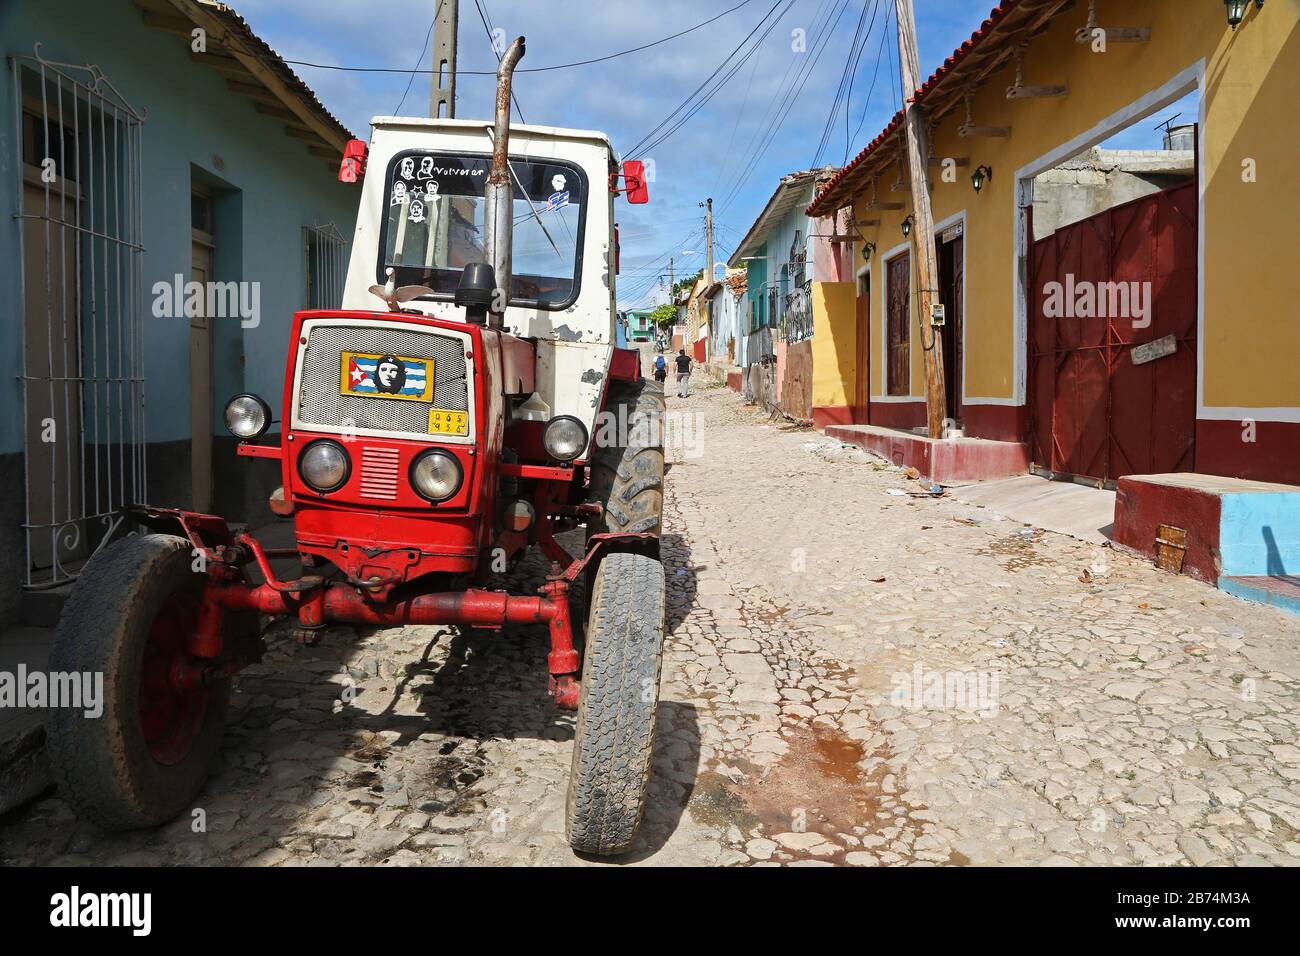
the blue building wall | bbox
[1,0,356,450]
[0,0,357,621]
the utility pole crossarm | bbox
[895,0,948,439]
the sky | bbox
[234,0,1197,309]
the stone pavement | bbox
[2,381,1298,866]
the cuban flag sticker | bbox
[340,352,433,401]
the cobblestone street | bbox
[4,379,1299,867]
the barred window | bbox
[305,222,348,309]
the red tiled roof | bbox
[807,0,1026,216]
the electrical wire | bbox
[472,0,526,123]
[849,2,893,152]
[282,0,757,75]
[393,0,441,115]
[810,0,879,169]
[625,0,793,159]
[718,0,854,214]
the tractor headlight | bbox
[224,394,271,439]
[543,415,588,462]
[299,440,350,493]
[410,449,463,502]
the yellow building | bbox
[806,0,1299,486]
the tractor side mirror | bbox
[456,262,496,324]
[339,139,367,183]
[622,160,649,204]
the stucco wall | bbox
[0,0,357,622]
[848,0,1299,421]
[0,0,358,457]
[810,280,856,410]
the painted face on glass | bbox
[375,355,405,393]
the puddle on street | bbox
[977,531,1050,572]
[691,721,931,865]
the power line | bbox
[625,0,793,159]
[712,0,825,191]
[393,0,442,115]
[811,0,880,168]
[838,0,885,164]
[282,0,757,76]
[717,0,848,211]
[718,0,855,214]
[472,0,526,123]
[849,1,893,152]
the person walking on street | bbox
[674,349,692,398]
[653,349,667,386]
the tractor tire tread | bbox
[565,552,665,855]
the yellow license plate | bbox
[428,408,468,436]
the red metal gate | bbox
[1027,180,1197,483]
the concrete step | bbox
[825,423,1030,484]
[20,583,71,628]
[0,626,54,814]
[1114,472,1300,617]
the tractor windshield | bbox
[379,150,586,310]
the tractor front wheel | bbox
[565,550,666,855]
[46,533,232,830]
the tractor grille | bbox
[359,446,401,501]
[297,324,469,436]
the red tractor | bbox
[45,39,665,856]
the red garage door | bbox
[1027,180,1197,484]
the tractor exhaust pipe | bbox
[484,35,525,329]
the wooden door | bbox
[23,178,86,570]
[886,253,910,396]
[938,234,964,425]
[855,270,871,422]
[190,234,213,512]
[1027,181,1197,482]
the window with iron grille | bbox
[782,230,812,342]
[305,222,348,309]
[13,52,147,588]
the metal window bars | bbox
[304,221,348,310]
[10,45,147,589]
[782,231,812,343]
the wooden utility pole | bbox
[895,0,947,438]
[430,0,459,118]
[703,197,715,283]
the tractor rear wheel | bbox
[45,533,232,830]
[590,378,665,537]
[565,551,666,855]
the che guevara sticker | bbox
[340,352,433,401]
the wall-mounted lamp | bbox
[901,215,914,239]
[971,164,993,194]
[1225,0,1263,30]
[861,241,877,261]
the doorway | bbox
[22,173,86,572]
[191,186,214,512]
[936,226,964,427]
[854,268,871,422]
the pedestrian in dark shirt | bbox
[674,349,691,397]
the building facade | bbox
[729,167,849,423]
[807,0,1299,487]
[0,0,358,624]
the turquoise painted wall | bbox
[1219,492,1300,578]
[741,182,816,334]
[0,0,358,454]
